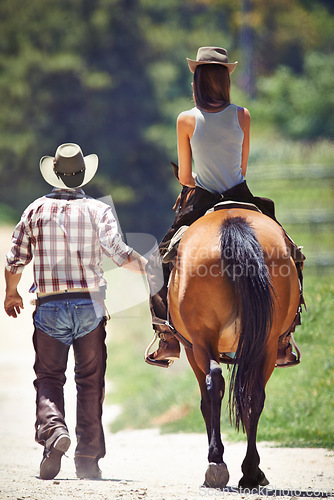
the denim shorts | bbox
[33,298,106,346]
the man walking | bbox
[4,143,147,480]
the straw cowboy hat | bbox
[40,143,98,188]
[187,46,238,74]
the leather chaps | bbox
[33,320,107,460]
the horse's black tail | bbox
[220,216,274,431]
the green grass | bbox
[106,274,334,449]
[255,274,334,448]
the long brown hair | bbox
[193,64,231,112]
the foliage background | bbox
[1,0,333,447]
[0,0,333,239]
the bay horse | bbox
[167,207,301,489]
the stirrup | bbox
[151,316,176,331]
[144,331,174,368]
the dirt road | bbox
[0,226,333,500]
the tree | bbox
[255,52,334,139]
[0,0,333,232]
[0,0,175,238]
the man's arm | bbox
[121,250,147,274]
[4,269,24,318]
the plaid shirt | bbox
[5,188,133,293]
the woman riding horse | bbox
[146,46,304,368]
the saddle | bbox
[162,200,261,264]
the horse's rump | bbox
[168,208,300,427]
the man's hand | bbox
[4,269,24,318]
[122,250,148,274]
[4,291,24,318]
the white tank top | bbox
[190,104,244,194]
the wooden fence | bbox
[247,163,334,273]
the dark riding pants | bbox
[33,320,107,460]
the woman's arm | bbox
[237,107,251,177]
[177,111,196,187]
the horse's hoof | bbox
[258,471,269,487]
[204,462,229,489]
[238,468,269,489]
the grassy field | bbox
[106,273,334,449]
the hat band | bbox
[199,56,228,64]
[53,164,86,179]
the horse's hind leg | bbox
[206,360,225,463]
[204,359,229,489]
[185,349,229,489]
[238,382,269,489]
[238,349,277,489]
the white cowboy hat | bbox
[40,143,98,188]
[187,46,238,74]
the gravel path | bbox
[0,226,333,500]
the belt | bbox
[36,287,106,307]
[37,286,101,297]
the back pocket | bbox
[75,301,104,333]
[34,305,59,334]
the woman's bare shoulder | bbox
[237,106,250,130]
[177,109,196,133]
[177,108,196,121]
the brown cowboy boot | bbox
[151,331,181,361]
[276,333,301,368]
[145,328,181,368]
